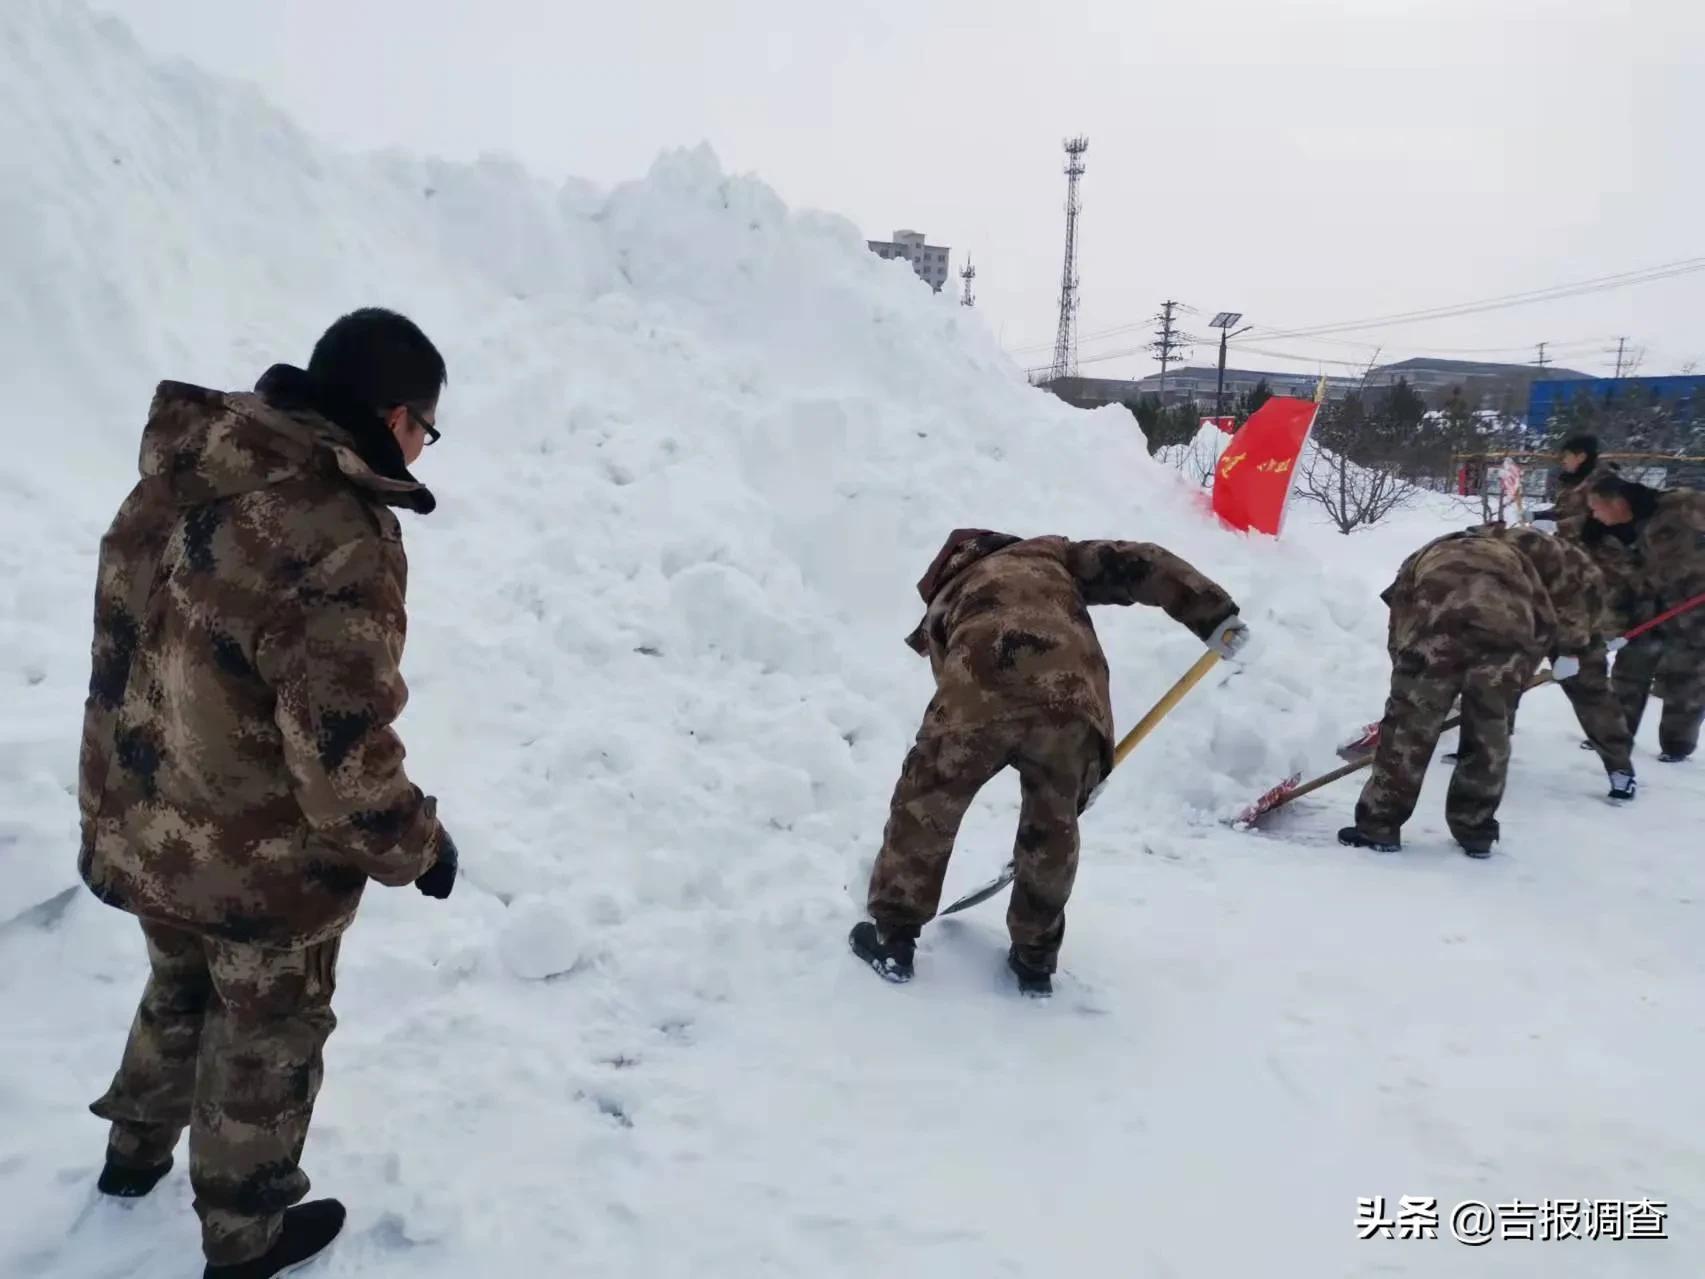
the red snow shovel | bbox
[937,649,1224,917]
[1233,670,1557,827]
[1236,588,1705,827]
[1606,589,1705,651]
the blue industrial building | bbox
[1527,374,1705,430]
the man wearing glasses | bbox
[77,307,457,1278]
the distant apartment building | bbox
[1035,367,1357,411]
[1142,359,1594,405]
[1125,365,1361,406]
[867,229,951,293]
[1363,357,1589,394]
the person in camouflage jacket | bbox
[851,530,1246,994]
[1341,529,1572,857]
[1587,474,1705,761]
[1530,433,1609,539]
[79,309,456,1278]
[1491,523,1635,794]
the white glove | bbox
[1082,781,1104,813]
[1551,655,1581,682]
[1517,509,1534,525]
[1531,518,1558,534]
[1207,615,1251,662]
[1607,636,1629,654]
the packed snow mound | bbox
[33,4,1701,1277]
[0,0,1410,928]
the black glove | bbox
[414,828,458,900]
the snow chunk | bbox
[497,895,585,981]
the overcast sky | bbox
[97,0,1704,381]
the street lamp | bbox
[1209,311,1254,420]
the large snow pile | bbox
[0,1,1406,918]
[4,4,1702,1277]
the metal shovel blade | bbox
[938,861,1015,917]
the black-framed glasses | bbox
[407,406,441,446]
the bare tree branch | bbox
[1292,382,1432,534]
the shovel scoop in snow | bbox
[1234,671,1559,827]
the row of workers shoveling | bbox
[849,433,1705,995]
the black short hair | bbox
[1560,433,1598,460]
[307,308,446,413]
[1588,471,1628,499]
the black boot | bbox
[1658,750,1692,763]
[1007,950,1053,999]
[1457,838,1495,859]
[204,1200,345,1279]
[848,921,916,983]
[1579,738,1599,751]
[97,1154,173,1198]
[1337,826,1400,853]
[1607,771,1636,801]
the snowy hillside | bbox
[3,3,1703,1276]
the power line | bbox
[1026,325,1632,378]
[1243,332,1610,357]
[1244,257,1705,343]
[1223,343,1378,370]
[1023,338,1348,377]
[1005,255,1705,355]
[1023,333,1626,380]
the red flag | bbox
[1200,415,1236,435]
[1210,396,1319,536]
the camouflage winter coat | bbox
[1583,486,1705,637]
[903,530,1238,771]
[1535,464,1601,538]
[1580,526,1648,631]
[1547,475,1591,537]
[78,369,445,948]
[1381,532,1557,661]
[1492,525,1609,655]
[1632,488,1705,647]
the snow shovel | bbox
[1606,589,1705,652]
[1233,669,1558,827]
[937,648,1224,918]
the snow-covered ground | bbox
[2,3,1701,1275]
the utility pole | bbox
[1049,137,1089,383]
[1612,336,1628,379]
[1209,311,1251,419]
[959,257,976,307]
[1150,299,1187,402]
[1534,341,1550,373]
[1360,347,1382,388]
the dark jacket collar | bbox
[905,528,1023,653]
[916,528,1023,604]
[254,364,436,513]
[1626,481,1661,526]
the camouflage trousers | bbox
[1558,643,1635,774]
[1613,630,1705,759]
[90,919,339,1265]
[867,716,1103,972]
[1355,644,1533,847]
